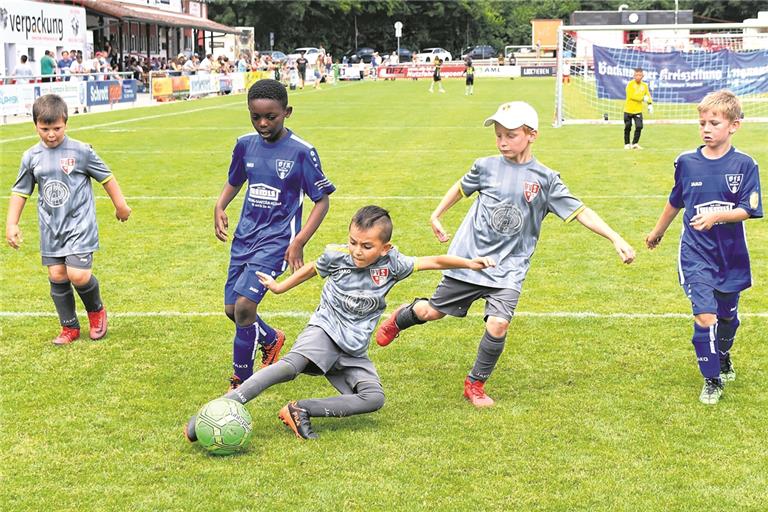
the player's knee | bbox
[486,317,510,337]
[414,301,444,322]
[224,305,236,322]
[67,268,92,287]
[694,313,717,328]
[233,299,257,325]
[357,381,385,412]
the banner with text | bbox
[593,45,768,103]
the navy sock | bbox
[257,316,277,346]
[717,316,739,356]
[232,324,257,380]
[692,322,720,380]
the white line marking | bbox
[2,311,767,319]
[0,194,669,201]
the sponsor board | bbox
[86,80,138,106]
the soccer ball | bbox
[195,398,254,455]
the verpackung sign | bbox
[0,0,86,46]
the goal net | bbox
[554,22,768,126]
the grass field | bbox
[1,78,767,511]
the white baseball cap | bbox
[483,101,539,131]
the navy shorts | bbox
[683,282,740,317]
[225,263,283,305]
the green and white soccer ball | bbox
[195,398,254,455]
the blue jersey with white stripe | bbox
[669,145,762,292]
[228,129,335,268]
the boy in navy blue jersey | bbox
[647,90,763,405]
[214,79,335,390]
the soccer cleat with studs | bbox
[376,305,406,346]
[87,308,108,340]
[52,326,80,345]
[463,377,495,408]
[720,354,736,382]
[699,378,724,405]
[259,329,286,368]
[278,401,318,439]
[184,414,198,443]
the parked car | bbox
[414,47,452,63]
[343,47,377,64]
[287,47,322,65]
[384,47,413,63]
[461,45,497,60]
[264,50,287,63]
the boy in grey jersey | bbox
[376,101,636,407]
[184,206,494,440]
[5,94,131,345]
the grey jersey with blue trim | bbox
[444,155,583,290]
[12,137,113,256]
[311,245,416,356]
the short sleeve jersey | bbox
[444,156,584,291]
[12,137,113,257]
[669,146,762,292]
[311,245,416,357]
[227,130,335,269]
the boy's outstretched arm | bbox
[285,194,330,272]
[430,183,463,243]
[214,183,243,242]
[102,177,131,222]
[646,202,682,249]
[256,261,318,294]
[5,195,27,249]
[416,255,495,271]
[575,207,636,263]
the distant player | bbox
[428,56,445,93]
[623,67,653,149]
[376,101,636,407]
[214,79,335,390]
[646,90,762,405]
[185,206,495,440]
[463,58,475,95]
[5,94,131,345]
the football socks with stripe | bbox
[692,322,721,380]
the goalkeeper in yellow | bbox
[623,67,653,150]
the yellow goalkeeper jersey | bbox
[624,80,651,114]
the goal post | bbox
[554,22,768,127]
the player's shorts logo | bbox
[489,205,523,236]
[523,181,540,202]
[60,157,76,175]
[275,159,294,180]
[340,292,379,317]
[42,180,70,208]
[725,174,743,193]
[370,268,389,286]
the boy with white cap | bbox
[376,101,636,407]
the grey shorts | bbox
[41,253,93,269]
[290,325,381,394]
[429,276,520,321]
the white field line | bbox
[0,194,669,201]
[2,310,768,320]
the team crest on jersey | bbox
[60,158,76,175]
[523,181,540,202]
[725,174,743,193]
[370,268,390,286]
[275,159,294,179]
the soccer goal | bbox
[554,22,768,127]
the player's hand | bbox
[468,256,496,270]
[255,271,278,292]
[115,204,131,222]
[6,224,22,249]
[285,240,305,272]
[690,213,716,231]
[647,104,654,114]
[430,217,450,243]
[214,208,229,242]
[645,232,663,250]
[614,239,636,264]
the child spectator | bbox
[5,94,131,345]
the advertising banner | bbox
[1,0,87,46]
[85,80,138,107]
[521,66,555,77]
[171,76,190,98]
[152,77,173,99]
[189,74,219,96]
[593,45,768,103]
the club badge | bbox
[523,181,540,202]
[60,157,76,175]
[275,159,294,179]
[370,268,389,286]
[725,174,743,193]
